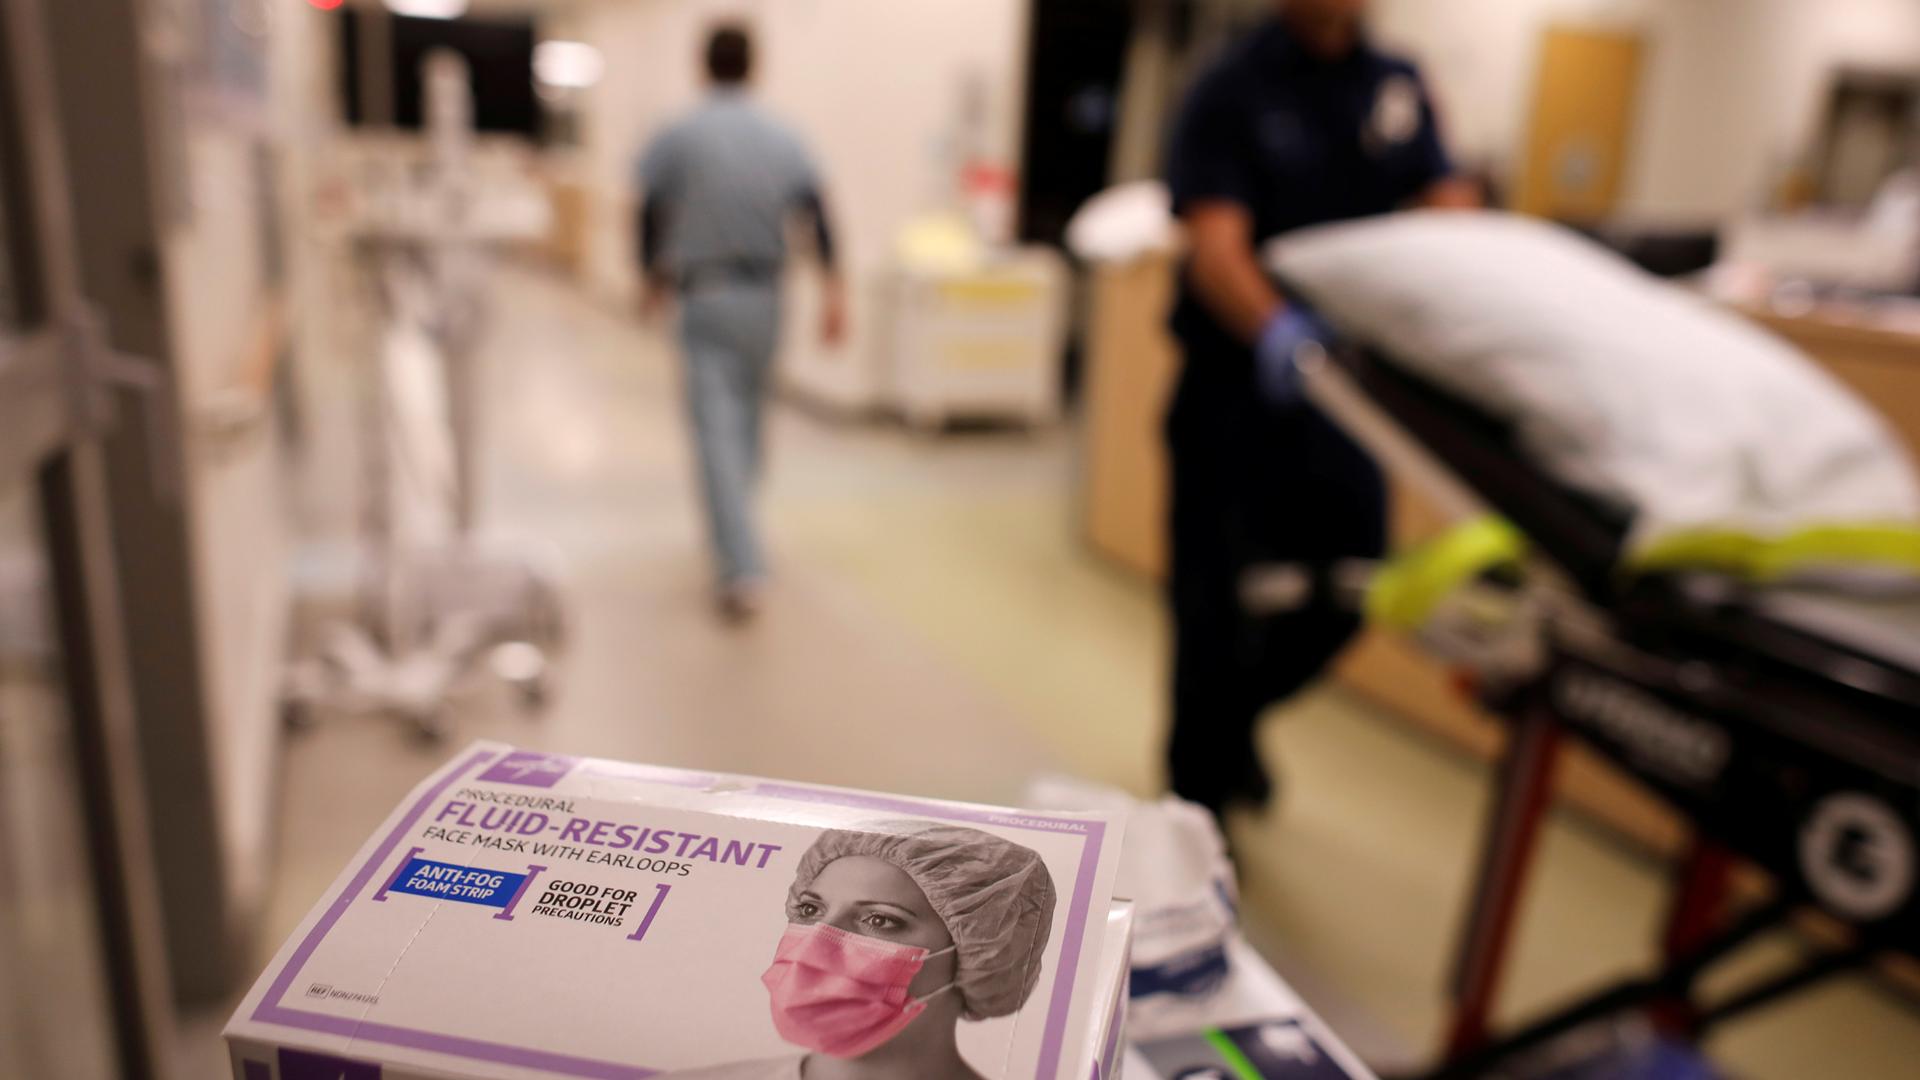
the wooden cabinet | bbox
[1742,306,1920,460]
[1080,254,1180,578]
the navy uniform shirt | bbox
[1165,19,1454,384]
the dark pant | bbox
[1165,383,1387,808]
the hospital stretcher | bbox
[1244,338,1920,1077]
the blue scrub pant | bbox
[678,282,783,587]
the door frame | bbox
[0,0,178,1075]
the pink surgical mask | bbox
[761,922,957,1058]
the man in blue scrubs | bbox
[1163,0,1478,816]
[638,24,845,622]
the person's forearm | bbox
[1419,175,1483,210]
[794,188,840,286]
[816,260,848,346]
[798,188,839,275]
[1189,231,1285,344]
[638,194,668,280]
[1182,201,1290,344]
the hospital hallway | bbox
[162,263,1920,1079]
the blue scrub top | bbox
[637,92,823,278]
[1165,19,1454,370]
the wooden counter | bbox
[1080,254,1179,579]
[1741,303,1920,458]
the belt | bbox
[677,259,782,291]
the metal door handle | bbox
[61,305,181,503]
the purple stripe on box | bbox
[253,749,1107,1079]
[371,846,423,903]
[280,1046,383,1079]
[578,763,721,789]
[747,782,1107,838]
[477,750,579,787]
[254,1005,653,1079]
[494,863,549,921]
[626,882,672,943]
[1035,817,1106,1079]
[257,749,493,1014]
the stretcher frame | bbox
[1264,342,1920,1077]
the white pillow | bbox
[1265,211,1920,559]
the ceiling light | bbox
[385,0,469,19]
[534,41,605,90]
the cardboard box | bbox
[1085,902,1134,1080]
[227,742,1125,1079]
[1124,939,1376,1080]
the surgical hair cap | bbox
[787,822,1058,1020]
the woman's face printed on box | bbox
[786,855,958,997]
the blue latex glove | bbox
[1255,307,1331,408]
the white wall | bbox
[162,0,335,935]
[1626,0,1920,222]
[577,0,1031,298]
[572,0,1031,409]
[1368,0,1920,223]
[1370,0,1653,173]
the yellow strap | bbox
[1631,523,1920,581]
[1367,517,1528,631]
[1369,522,1918,630]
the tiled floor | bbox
[171,264,1920,1077]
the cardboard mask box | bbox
[226,742,1125,1079]
[1123,938,1377,1080]
[1084,902,1133,1080]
